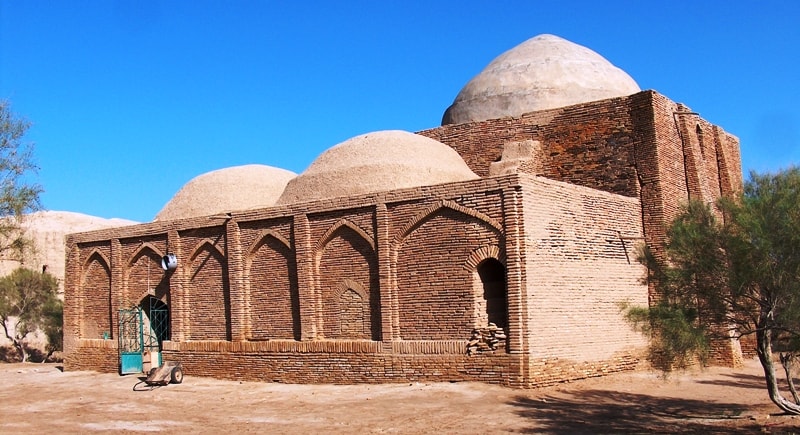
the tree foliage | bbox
[0,100,42,261]
[0,267,61,362]
[625,166,800,414]
[41,295,63,361]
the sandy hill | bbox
[0,211,138,291]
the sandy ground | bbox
[1,358,799,434]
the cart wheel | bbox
[170,366,184,384]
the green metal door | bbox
[119,307,143,374]
[144,298,170,367]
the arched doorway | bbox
[142,295,170,346]
[120,296,170,374]
[141,295,170,370]
[478,259,507,329]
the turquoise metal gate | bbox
[144,298,169,368]
[119,307,143,374]
[118,298,170,374]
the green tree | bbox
[625,166,800,414]
[41,295,63,362]
[0,267,60,362]
[0,100,42,261]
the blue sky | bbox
[1,1,798,222]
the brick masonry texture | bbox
[63,91,743,387]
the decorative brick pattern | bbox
[187,243,230,341]
[318,225,379,340]
[80,255,112,339]
[395,208,501,340]
[247,233,299,340]
[63,90,743,388]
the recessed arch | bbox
[393,200,502,247]
[316,218,375,253]
[246,229,300,340]
[140,294,170,345]
[188,238,226,264]
[187,240,231,340]
[80,250,112,339]
[393,203,504,340]
[316,225,379,341]
[335,278,368,300]
[81,249,110,272]
[464,244,506,271]
[127,242,165,268]
[125,244,170,309]
[247,229,291,255]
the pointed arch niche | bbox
[316,221,380,340]
[247,231,300,340]
[394,203,503,340]
[80,251,112,339]
[126,244,170,309]
[187,240,231,341]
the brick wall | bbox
[80,255,112,339]
[63,90,743,385]
[63,174,651,387]
[419,94,641,197]
[317,225,379,340]
[394,207,501,340]
[425,90,744,367]
[520,174,648,362]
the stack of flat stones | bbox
[466,323,507,355]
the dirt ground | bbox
[1,358,799,434]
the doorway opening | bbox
[478,259,507,329]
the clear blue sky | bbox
[1,1,798,222]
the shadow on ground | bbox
[509,380,800,434]
[696,372,767,391]
[0,345,60,363]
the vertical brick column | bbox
[503,182,528,387]
[502,183,526,355]
[63,238,81,365]
[293,213,317,340]
[226,218,247,341]
[110,238,123,338]
[375,203,394,343]
[168,228,186,342]
[713,125,743,197]
[674,111,709,204]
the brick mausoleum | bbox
[63,35,743,388]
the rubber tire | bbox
[170,366,184,384]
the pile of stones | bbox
[466,323,507,355]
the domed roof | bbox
[155,164,296,221]
[442,34,640,125]
[276,130,479,205]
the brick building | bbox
[63,35,742,387]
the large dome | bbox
[276,130,479,205]
[442,34,640,125]
[155,164,296,221]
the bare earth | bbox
[1,358,799,434]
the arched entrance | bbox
[141,295,170,370]
[142,296,170,344]
[118,296,171,374]
[478,259,507,329]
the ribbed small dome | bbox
[442,34,640,125]
[276,130,479,205]
[155,164,296,221]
